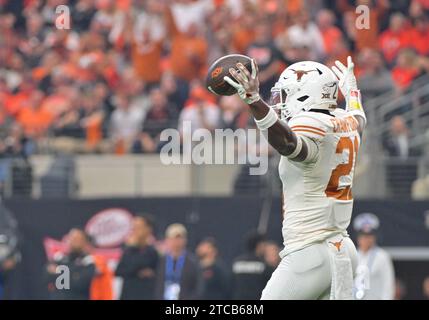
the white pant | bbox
[261,237,358,300]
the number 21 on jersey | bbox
[325,136,360,200]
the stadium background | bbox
[0,0,429,300]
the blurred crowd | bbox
[0,0,428,158]
[42,217,281,300]
[2,211,429,300]
[34,215,429,300]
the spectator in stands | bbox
[46,228,113,300]
[218,95,247,130]
[409,14,429,56]
[71,0,97,33]
[316,9,343,56]
[109,93,145,154]
[246,19,283,99]
[357,48,395,99]
[116,215,159,300]
[130,0,166,86]
[391,48,429,91]
[287,10,325,61]
[231,8,256,54]
[155,223,203,300]
[231,231,272,300]
[169,0,213,33]
[383,116,411,159]
[0,123,34,158]
[410,0,429,16]
[133,88,178,154]
[120,68,149,114]
[52,90,105,153]
[379,13,410,67]
[81,91,105,152]
[178,85,220,154]
[352,0,389,51]
[383,116,420,197]
[196,237,230,300]
[207,28,234,66]
[353,213,395,300]
[91,0,118,37]
[1,0,429,159]
[341,10,358,51]
[324,37,352,75]
[167,7,208,102]
[17,89,53,139]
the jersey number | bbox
[325,136,359,200]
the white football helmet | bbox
[270,61,339,120]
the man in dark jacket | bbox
[231,232,273,300]
[196,237,230,300]
[46,229,97,300]
[155,223,203,300]
[116,215,159,300]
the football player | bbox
[224,56,366,300]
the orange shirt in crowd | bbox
[414,0,429,9]
[85,113,103,147]
[169,35,208,81]
[285,0,303,14]
[90,255,113,300]
[165,6,208,81]
[4,92,31,116]
[379,29,410,63]
[40,94,69,118]
[354,9,380,50]
[321,27,343,54]
[392,67,419,89]
[213,0,225,7]
[102,64,120,88]
[58,62,86,82]
[17,106,54,136]
[32,66,50,82]
[132,40,163,84]
[408,28,429,56]
[116,0,131,11]
[232,27,255,54]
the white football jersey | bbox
[279,108,361,258]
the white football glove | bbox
[332,56,366,127]
[331,56,358,100]
[224,59,261,105]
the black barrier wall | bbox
[3,197,429,299]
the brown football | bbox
[206,54,252,96]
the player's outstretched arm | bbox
[331,56,367,134]
[224,60,310,162]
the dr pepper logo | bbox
[85,208,133,248]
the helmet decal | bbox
[290,69,319,81]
